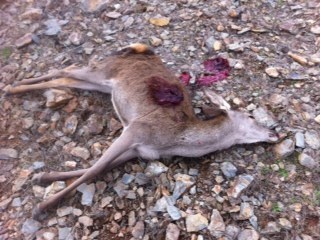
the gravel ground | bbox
[0,0,320,239]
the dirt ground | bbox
[0,0,319,239]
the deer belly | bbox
[136,145,160,160]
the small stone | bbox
[310,25,320,34]
[69,32,83,45]
[289,202,302,212]
[208,209,225,237]
[12,169,32,192]
[305,131,320,150]
[42,232,56,240]
[145,161,168,177]
[173,174,196,200]
[278,218,292,229]
[220,162,237,179]
[186,214,208,232]
[78,216,93,227]
[265,67,279,78]
[44,19,67,36]
[11,197,22,207]
[273,139,295,158]
[57,206,73,217]
[252,107,277,128]
[213,40,222,51]
[288,52,308,65]
[113,181,128,198]
[167,205,181,220]
[15,33,33,48]
[20,8,43,20]
[225,225,240,239]
[227,174,254,198]
[63,115,78,135]
[149,17,170,26]
[65,161,77,168]
[77,183,96,206]
[0,198,12,210]
[21,219,41,235]
[237,229,259,240]
[315,115,320,124]
[105,11,121,19]
[100,196,113,208]
[150,36,162,47]
[301,234,313,240]
[86,114,104,134]
[228,9,239,18]
[132,221,145,239]
[135,173,150,185]
[33,185,45,198]
[295,132,305,148]
[261,221,281,234]
[72,208,82,216]
[43,89,73,108]
[122,173,135,184]
[298,152,318,169]
[166,223,180,240]
[238,202,254,220]
[70,146,90,160]
[58,227,71,240]
[0,148,18,159]
[22,117,34,129]
[44,181,66,199]
[81,0,109,13]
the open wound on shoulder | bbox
[148,76,183,106]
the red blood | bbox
[148,77,184,106]
[197,57,230,86]
[179,72,191,85]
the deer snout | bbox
[267,131,279,143]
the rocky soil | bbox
[0,0,320,239]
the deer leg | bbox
[6,77,110,94]
[32,126,139,219]
[32,149,136,185]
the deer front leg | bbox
[32,149,137,185]
[32,126,138,219]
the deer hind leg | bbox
[32,149,136,185]
[6,77,108,94]
[32,126,139,219]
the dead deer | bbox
[5,43,278,219]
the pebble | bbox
[81,0,109,12]
[149,17,170,27]
[305,131,320,149]
[0,198,12,210]
[150,36,162,46]
[44,19,67,36]
[43,89,73,108]
[0,148,18,159]
[44,181,66,199]
[21,218,42,235]
[238,202,254,220]
[265,67,279,78]
[225,225,240,239]
[42,232,56,240]
[298,152,318,169]
[68,32,83,45]
[213,40,222,51]
[128,211,136,227]
[132,221,145,239]
[58,227,71,240]
[32,161,45,170]
[65,161,77,168]
[20,8,43,20]
[106,11,121,19]
[237,229,259,240]
[70,146,90,160]
[208,209,225,237]
[173,174,196,200]
[220,162,237,179]
[145,161,168,177]
[315,115,320,124]
[310,25,320,34]
[166,223,180,240]
[252,107,277,128]
[122,173,135,184]
[77,183,96,206]
[278,218,292,229]
[186,214,208,232]
[15,33,33,48]
[167,205,182,220]
[100,196,113,208]
[273,139,295,158]
[86,114,104,134]
[288,52,308,65]
[78,216,93,227]
[295,132,305,148]
[12,169,32,192]
[261,221,280,234]
[57,206,73,217]
[11,197,22,207]
[227,174,254,198]
[63,115,78,134]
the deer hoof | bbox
[32,173,45,185]
[32,204,42,220]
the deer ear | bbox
[202,105,228,120]
[204,89,230,110]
